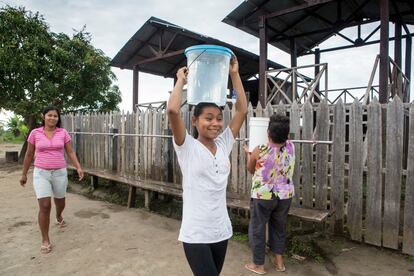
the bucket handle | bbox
[187,49,207,69]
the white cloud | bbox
[3,0,413,113]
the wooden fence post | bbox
[75,128,81,160]
[111,128,118,171]
[164,129,174,182]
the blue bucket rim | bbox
[184,44,234,58]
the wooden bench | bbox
[68,167,330,224]
[226,198,330,224]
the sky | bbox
[1,0,413,117]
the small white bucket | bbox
[248,117,270,152]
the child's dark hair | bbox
[192,102,222,138]
[268,114,290,144]
[41,106,62,128]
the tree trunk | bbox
[18,115,37,164]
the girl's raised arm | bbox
[228,57,248,138]
[167,67,188,145]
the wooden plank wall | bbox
[62,97,413,255]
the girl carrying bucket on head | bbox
[167,56,247,276]
[244,114,295,274]
[20,106,84,254]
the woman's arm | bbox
[64,142,84,180]
[243,145,259,174]
[228,57,248,138]
[20,143,35,186]
[167,67,188,146]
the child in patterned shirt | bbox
[244,114,295,274]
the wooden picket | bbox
[314,100,329,210]
[383,97,404,249]
[403,103,414,255]
[301,101,313,208]
[290,101,301,207]
[331,99,345,234]
[365,98,383,246]
[347,100,363,241]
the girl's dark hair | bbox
[41,106,62,128]
[268,114,290,144]
[192,102,222,138]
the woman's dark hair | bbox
[41,106,62,128]
[268,114,290,144]
[192,102,222,138]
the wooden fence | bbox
[61,97,414,255]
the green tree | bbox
[0,6,121,159]
[7,115,28,137]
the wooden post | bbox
[144,190,153,209]
[259,16,268,107]
[128,186,137,208]
[291,38,298,102]
[379,0,389,103]
[404,32,411,102]
[394,21,402,68]
[314,48,320,103]
[91,175,98,190]
[133,65,139,112]
[5,151,18,162]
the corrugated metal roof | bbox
[111,16,286,80]
[222,0,414,56]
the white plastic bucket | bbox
[248,117,270,152]
[184,45,234,106]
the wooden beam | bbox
[264,0,334,20]
[136,49,185,65]
[268,4,327,42]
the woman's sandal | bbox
[245,263,266,275]
[55,218,67,228]
[40,244,52,254]
[270,258,286,272]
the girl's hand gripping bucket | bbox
[248,117,270,152]
[184,45,234,106]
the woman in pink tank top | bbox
[20,106,83,254]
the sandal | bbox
[40,244,52,254]
[245,263,266,275]
[55,218,67,228]
[271,260,286,272]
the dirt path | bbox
[0,146,413,275]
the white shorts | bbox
[33,167,68,199]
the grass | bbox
[286,236,324,263]
[0,132,26,144]
[406,255,414,263]
[232,232,249,242]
